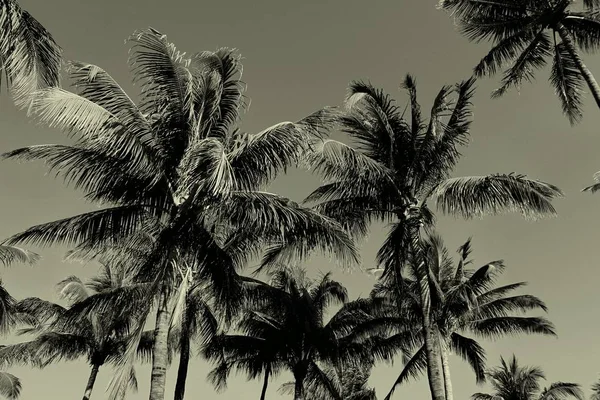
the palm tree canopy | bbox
[305,75,562,276]
[203,267,376,398]
[1,28,358,321]
[472,355,584,400]
[439,0,600,124]
[362,232,555,399]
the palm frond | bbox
[0,0,61,108]
[0,246,39,266]
[549,42,585,125]
[430,173,563,220]
[3,206,151,248]
[449,333,486,383]
[0,371,21,400]
[383,346,427,400]
[468,316,556,339]
[539,383,584,400]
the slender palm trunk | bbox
[149,286,173,400]
[174,299,191,400]
[260,368,270,400]
[440,339,453,400]
[555,23,600,109]
[82,364,100,400]
[409,221,446,400]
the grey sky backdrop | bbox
[1,0,599,399]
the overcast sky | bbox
[1,0,599,399]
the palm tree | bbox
[0,244,40,399]
[305,75,563,400]
[0,262,157,400]
[438,0,600,125]
[204,268,374,400]
[472,355,584,400]
[0,0,61,107]
[370,233,555,400]
[1,28,357,400]
[285,359,377,400]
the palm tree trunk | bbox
[555,22,600,109]
[174,299,191,400]
[82,364,100,400]
[293,363,308,400]
[440,339,453,400]
[418,290,446,400]
[408,220,446,400]
[260,368,270,400]
[149,286,173,400]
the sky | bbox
[1,0,600,399]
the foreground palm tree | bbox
[0,0,61,107]
[305,75,562,400]
[371,233,555,400]
[0,262,157,400]
[439,0,600,124]
[1,29,356,400]
[472,355,584,400]
[204,268,374,400]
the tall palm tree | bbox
[305,75,563,400]
[0,29,357,400]
[472,355,584,400]
[204,268,374,400]
[0,262,157,400]
[370,233,555,400]
[0,0,61,107]
[439,0,600,125]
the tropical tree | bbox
[471,355,584,400]
[0,0,61,107]
[1,28,357,400]
[0,261,158,400]
[280,358,377,400]
[0,244,40,399]
[438,0,600,125]
[204,268,375,400]
[304,75,563,400]
[370,232,555,400]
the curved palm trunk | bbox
[440,339,453,400]
[174,300,191,400]
[555,23,600,109]
[149,286,173,400]
[82,364,100,400]
[260,368,270,400]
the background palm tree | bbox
[472,355,584,400]
[1,28,358,400]
[204,267,375,400]
[370,233,555,400]
[0,0,61,107]
[281,359,377,400]
[0,260,159,400]
[0,243,39,399]
[438,0,600,124]
[305,74,562,400]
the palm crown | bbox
[204,267,376,400]
[472,355,584,400]
[369,233,555,400]
[439,0,600,125]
